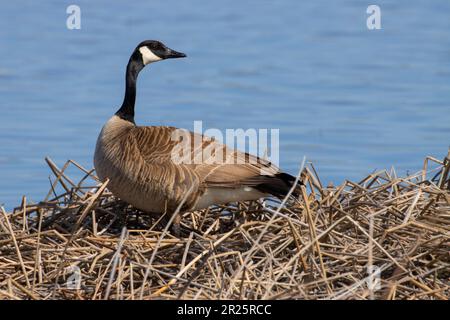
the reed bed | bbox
[0,151,449,300]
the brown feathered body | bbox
[94,116,295,214]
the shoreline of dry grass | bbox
[0,151,449,300]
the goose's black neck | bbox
[115,52,144,122]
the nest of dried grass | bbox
[1,152,449,300]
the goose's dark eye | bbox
[152,42,163,51]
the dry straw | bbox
[0,151,449,300]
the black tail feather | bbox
[255,172,302,199]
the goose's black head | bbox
[134,40,186,66]
[116,40,185,122]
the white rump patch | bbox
[139,46,162,65]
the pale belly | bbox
[193,187,266,210]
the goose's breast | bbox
[93,116,170,213]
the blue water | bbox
[1,1,449,209]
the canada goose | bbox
[94,40,300,232]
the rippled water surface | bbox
[1,1,450,208]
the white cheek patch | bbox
[139,46,163,65]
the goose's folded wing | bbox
[128,126,179,163]
[128,126,289,193]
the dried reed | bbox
[0,151,449,300]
